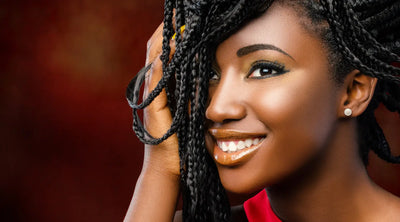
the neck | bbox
[266,120,392,222]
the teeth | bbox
[228,142,236,152]
[245,139,252,148]
[237,141,245,150]
[217,137,264,153]
[253,138,259,145]
[221,142,228,152]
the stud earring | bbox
[344,108,352,117]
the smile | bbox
[216,137,264,153]
[208,129,266,166]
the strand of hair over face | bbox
[126,0,400,220]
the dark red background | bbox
[1,1,399,221]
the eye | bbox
[247,61,287,79]
[209,68,220,82]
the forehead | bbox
[215,2,328,66]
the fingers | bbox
[141,23,181,177]
[146,23,164,65]
[143,21,177,105]
[144,58,169,111]
[146,22,178,65]
[142,21,181,138]
[143,24,175,138]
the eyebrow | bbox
[236,44,295,61]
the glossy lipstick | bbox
[208,129,266,166]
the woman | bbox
[126,0,400,221]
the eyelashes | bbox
[247,61,288,79]
[209,69,220,82]
[209,60,289,83]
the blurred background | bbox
[1,0,399,221]
[1,0,162,221]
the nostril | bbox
[222,118,243,124]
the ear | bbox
[338,70,377,118]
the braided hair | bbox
[127,0,400,220]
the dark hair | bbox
[127,0,400,220]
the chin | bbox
[216,165,276,195]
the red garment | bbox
[243,189,282,222]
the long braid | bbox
[360,1,400,30]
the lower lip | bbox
[213,139,265,167]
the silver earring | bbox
[344,108,352,117]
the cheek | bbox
[254,75,336,132]
[250,75,338,164]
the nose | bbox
[205,77,247,123]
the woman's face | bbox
[205,3,342,193]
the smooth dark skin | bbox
[125,2,400,221]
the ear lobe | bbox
[338,70,377,118]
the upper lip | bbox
[208,128,266,140]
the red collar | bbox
[243,189,282,222]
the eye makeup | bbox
[247,60,289,79]
[208,59,289,84]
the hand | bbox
[124,22,181,222]
[142,23,180,177]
